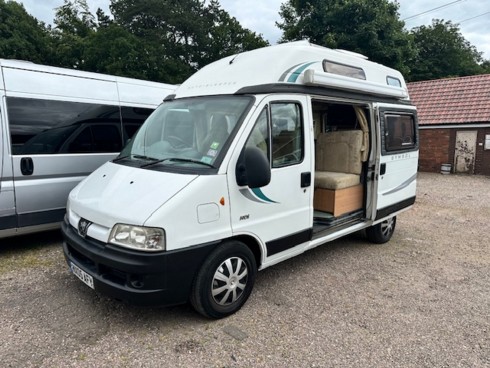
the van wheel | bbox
[366,216,396,244]
[190,241,257,319]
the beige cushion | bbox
[315,171,360,190]
[316,130,363,175]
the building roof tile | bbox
[407,74,490,125]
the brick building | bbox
[408,75,490,175]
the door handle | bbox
[20,157,34,176]
[380,163,386,176]
[301,172,311,188]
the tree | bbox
[50,0,97,69]
[110,0,268,83]
[0,0,52,63]
[277,0,415,76]
[409,20,485,81]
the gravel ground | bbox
[0,172,489,368]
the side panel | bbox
[375,104,418,218]
[227,95,313,266]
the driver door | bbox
[228,95,313,265]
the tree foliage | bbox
[277,0,415,76]
[50,0,97,69]
[0,0,52,63]
[2,0,489,84]
[0,0,267,84]
[408,20,486,81]
[110,0,268,83]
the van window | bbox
[384,114,416,152]
[245,107,270,159]
[65,124,123,153]
[7,97,123,154]
[271,103,303,167]
[244,102,304,168]
[119,96,252,170]
[323,60,366,80]
[120,106,154,140]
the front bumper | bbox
[61,220,219,306]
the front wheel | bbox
[366,216,396,244]
[190,241,257,319]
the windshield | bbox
[118,96,253,169]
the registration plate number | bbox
[70,262,94,289]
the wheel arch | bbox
[231,234,264,269]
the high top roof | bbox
[174,41,408,100]
[408,74,490,125]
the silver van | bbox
[0,60,175,238]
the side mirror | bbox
[236,147,271,188]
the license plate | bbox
[70,262,94,289]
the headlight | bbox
[109,224,165,252]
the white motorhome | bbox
[62,41,418,318]
[0,60,175,238]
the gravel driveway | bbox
[0,172,489,367]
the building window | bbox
[485,134,490,150]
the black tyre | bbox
[366,216,396,244]
[190,241,257,319]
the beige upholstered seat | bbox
[315,130,364,190]
[314,171,360,190]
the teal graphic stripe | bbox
[251,188,278,203]
[286,62,317,83]
[278,63,303,82]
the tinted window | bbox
[385,114,416,152]
[7,97,122,154]
[120,106,154,140]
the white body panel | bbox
[226,95,313,266]
[67,164,232,251]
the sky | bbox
[17,0,490,60]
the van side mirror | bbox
[236,147,271,188]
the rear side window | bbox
[7,97,123,155]
[384,114,417,152]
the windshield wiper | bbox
[133,154,159,161]
[114,154,159,163]
[112,155,129,162]
[140,157,215,169]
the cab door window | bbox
[245,102,304,168]
[245,107,270,159]
[271,102,303,167]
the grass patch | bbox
[0,231,62,275]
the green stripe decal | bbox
[286,62,317,83]
[251,188,278,203]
